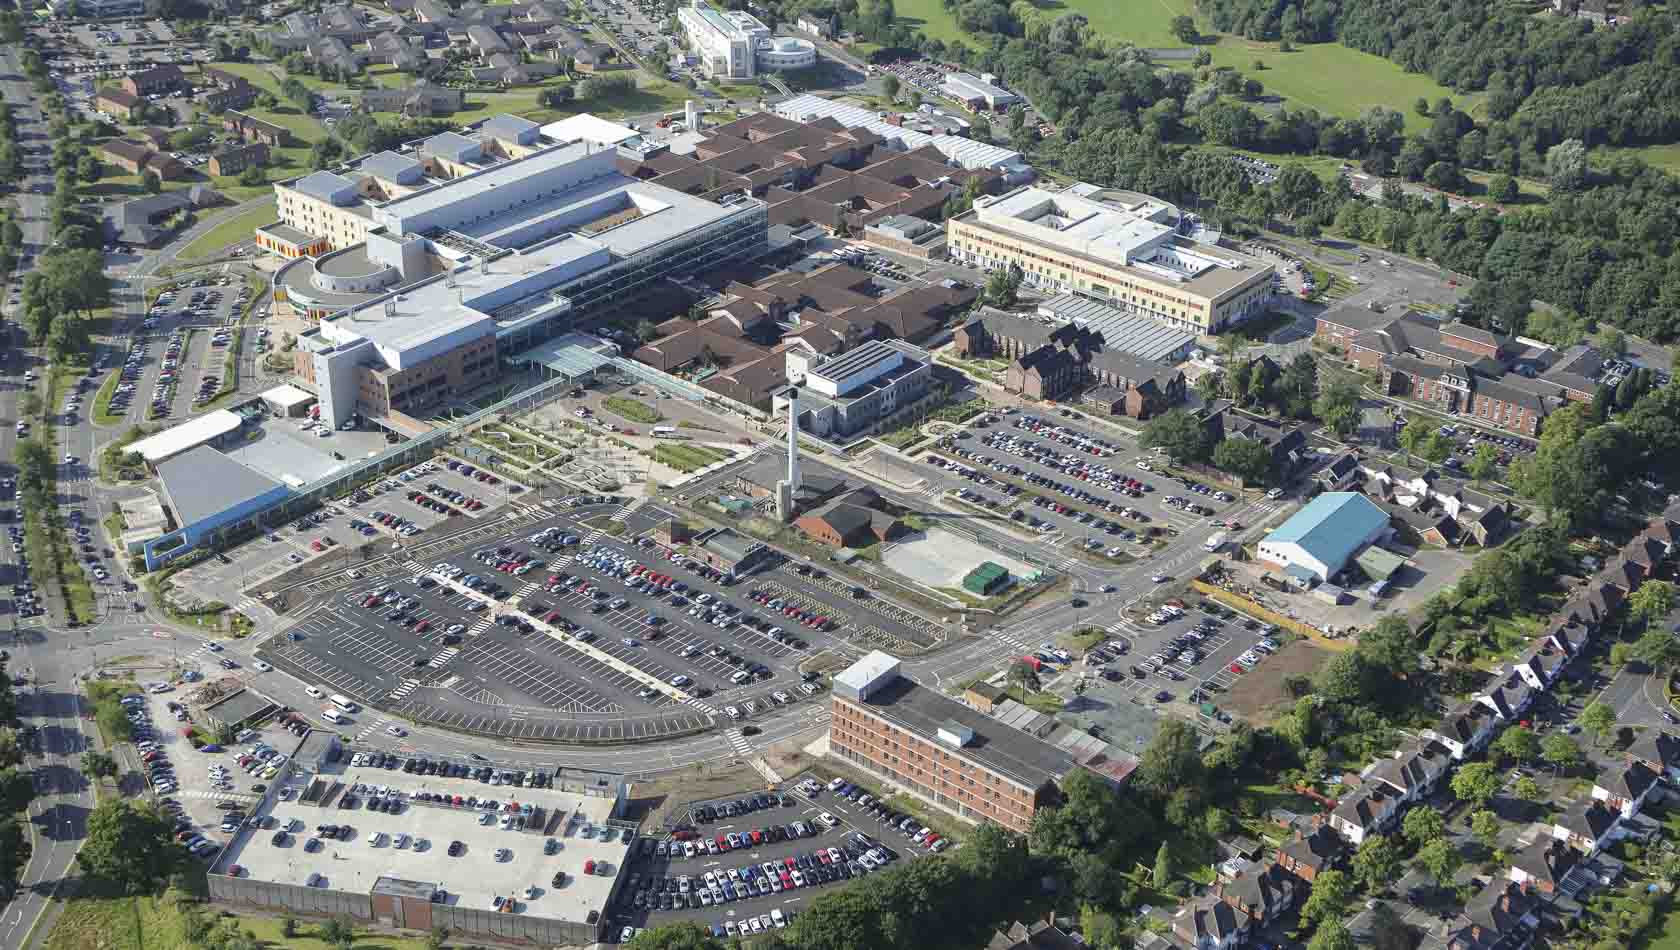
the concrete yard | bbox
[880,526,1035,589]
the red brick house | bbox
[794,486,904,548]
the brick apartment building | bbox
[99,140,186,181]
[224,111,293,147]
[95,87,145,122]
[1315,307,1605,436]
[828,652,1076,834]
[122,64,186,97]
[204,83,259,113]
[209,142,269,177]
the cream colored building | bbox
[946,185,1276,334]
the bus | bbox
[329,694,358,712]
[651,426,678,438]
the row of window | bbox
[951,228,1204,315]
[829,738,1031,831]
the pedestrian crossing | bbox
[991,630,1033,653]
[687,697,719,715]
[356,716,392,740]
[513,581,540,604]
[467,616,495,637]
[387,679,422,701]
[427,648,459,669]
[175,789,257,803]
[724,729,754,757]
[402,559,427,574]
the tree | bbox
[1358,615,1419,679]
[1488,174,1519,203]
[1313,371,1361,438]
[77,800,177,893]
[1629,580,1676,628]
[1309,919,1356,950]
[1152,840,1174,888]
[1299,868,1353,931]
[1213,437,1272,485]
[140,170,160,194]
[908,89,922,109]
[1469,810,1501,850]
[1545,139,1588,191]
[881,73,901,102]
[1467,443,1501,482]
[319,916,356,950]
[984,264,1021,307]
[1593,325,1627,357]
[1541,733,1582,774]
[1352,834,1402,892]
[1414,838,1463,887]
[81,750,117,780]
[1401,806,1445,847]
[1369,904,1415,950]
[1082,905,1122,950]
[1140,409,1211,463]
[1450,761,1501,808]
[1579,701,1617,748]
[1512,776,1542,803]
[1171,14,1197,43]
[1632,627,1680,672]
[0,770,30,815]
[1491,726,1539,765]
[1137,719,1204,796]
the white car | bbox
[304,686,323,698]
[252,661,272,672]
[385,725,406,738]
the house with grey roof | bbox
[1329,781,1402,845]
[1508,838,1580,896]
[1552,799,1622,855]
[1425,704,1496,761]
[1447,879,1539,950]
[1626,729,1680,783]
[1592,761,1659,818]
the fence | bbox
[1188,579,1352,652]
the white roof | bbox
[540,113,639,147]
[128,410,244,464]
[260,384,314,409]
[835,650,900,693]
[773,94,1026,171]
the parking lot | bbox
[256,496,885,742]
[928,408,1257,560]
[611,772,947,941]
[103,275,252,425]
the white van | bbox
[321,708,345,724]
[329,694,358,712]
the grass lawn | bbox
[91,370,125,426]
[48,884,438,950]
[1057,0,1196,48]
[1204,40,1477,132]
[1596,143,1680,177]
[176,199,277,261]
[602,395,663,423]
[245,105,325,145]
[893,0,979,47]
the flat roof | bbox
[157,446,287,528]
[539,114,639,147]
[379,141,593,223]
[838,674,1075,790]
[202,687,277,726]
[214,767,627,922]
[258,222,318,246]
[455,172,741,258]
[773,95,1024,171]
[261,384,315,409]
[129,409,245,463]
[1264,492,1390,568]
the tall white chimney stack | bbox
[786,386,801,491]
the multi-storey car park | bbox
[259,113,769,430]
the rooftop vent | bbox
[936,720,974,749]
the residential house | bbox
[1212,863,1296,933]
[1315,452,1361,493]
[1507,838,1580,897]
[1592,761,1659,819]
[1358,462,1511,547]
[1276,826,1343,884]
[1626,729,1680,783]
[1171,896,1244,950]
[1368,742,1452,800]
[1425,704,1497,761]
[1446,879,1539,950]
[1476,676,1536,723]
[985,920,1082,950]
[1328,782,1402,845]
[1551,799,1622,855]
[1203,400,1309,475]
[99,140,185,180]
[204,83,258,113]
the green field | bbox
[176,199,277,261]
[1206,40,1477,132]
[1596,143,1680,176]
[893,0,1467,132]
[1057,0,1195,48]
[47,885,438,950]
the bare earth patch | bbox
[1222,640,1331,724]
